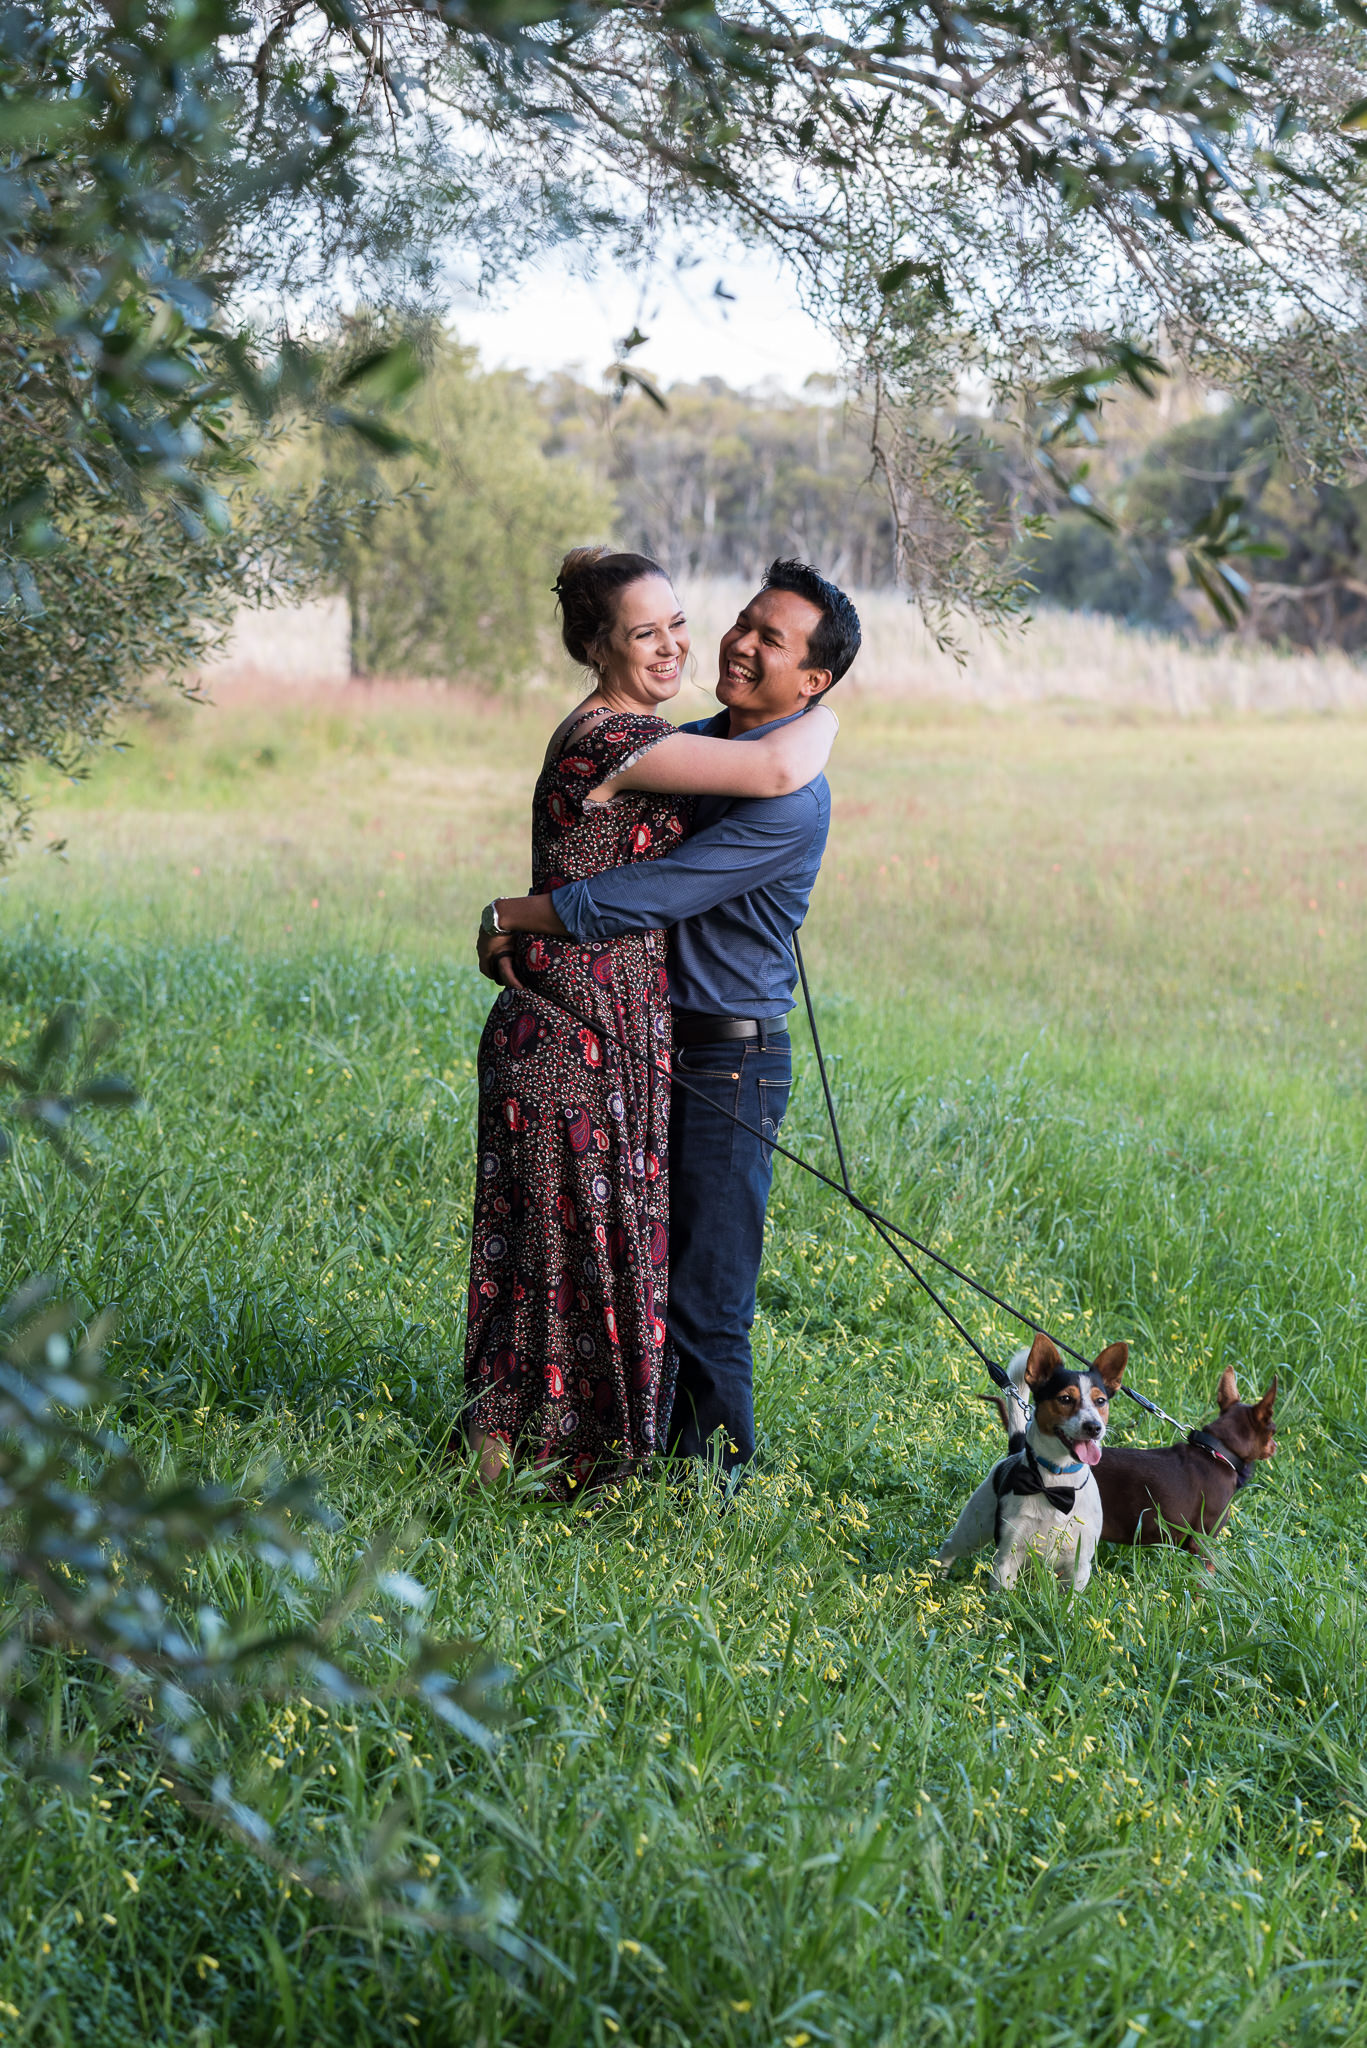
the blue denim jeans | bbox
[665,1030,791,1476]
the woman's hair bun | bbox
[554,547,670,670]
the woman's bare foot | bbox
[469,1430,511,1489]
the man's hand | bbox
[477,927,525,989]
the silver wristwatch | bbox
[480,900,504,936]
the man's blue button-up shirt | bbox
[549,708,830,1019]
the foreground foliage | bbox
[0,1274,517,1944]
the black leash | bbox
[791,933,1021,1403]
[790,933,1185,1438]
[792,944,1297,1509]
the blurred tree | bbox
[328,355,1367,657]
[1242,475,1367,650]
[1019,514,1162,623]
[0,0,409,857]
[288,334,612,682]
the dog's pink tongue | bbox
[1077,1440,1102,1467]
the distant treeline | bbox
[286,336,1367,682]
[540,374,898,591]
[578,374,1367,656]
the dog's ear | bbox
[1024,1332,1064,1387]
[1250,1375,1278,1423]
[1092,1341,1128,1393]
[1215,1366,1239,1412]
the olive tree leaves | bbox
[0,1005,140,1180]
[0,997,527,1952]
[1030,344,1286,625]
[0,1279,531,1955]
[0,2,425,857]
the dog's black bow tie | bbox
[993,1454,1077,1515]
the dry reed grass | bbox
[684,579,1367,716]
[202,581,1367,716]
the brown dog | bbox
[1094,1367,1278,1558]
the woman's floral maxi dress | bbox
[463,711,691,1496]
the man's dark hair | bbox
[762,559,862,689]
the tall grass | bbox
[206,585,1367,715]
[1,689,1365,2046]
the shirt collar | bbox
[702,706,811,742]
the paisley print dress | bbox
[463,711,691,1497]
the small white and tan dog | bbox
[933,1333,1128,1592]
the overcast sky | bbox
[449,242,842,394]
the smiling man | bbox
[479,559,861,1485]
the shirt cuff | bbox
[550,880,595,939]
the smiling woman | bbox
[459,546,837,1495]
[554,553,838,802]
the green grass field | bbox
[2,681,1366,2047]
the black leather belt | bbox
[671,1011,788,1047]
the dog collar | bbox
[1032,1447,1085,1476]
[1188,1428,1251,1489]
